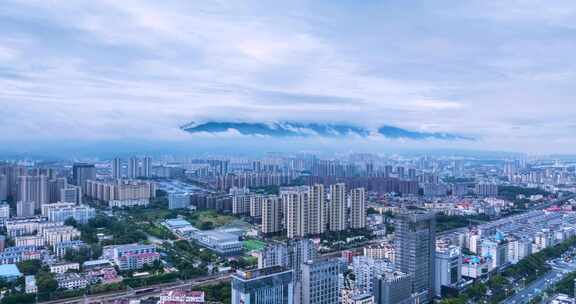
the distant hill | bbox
[180,121,472,141]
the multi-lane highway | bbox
[502,249,576,304]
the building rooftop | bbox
[0,264,22,278]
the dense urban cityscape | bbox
[0,154,576,304]
[3,0,576,303]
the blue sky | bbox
[1,0,576,154]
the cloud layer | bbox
[1,0,576,153]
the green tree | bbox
[17,260,41,276]
[36,271,58,293]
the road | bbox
[501,253,576,304]
[41,273,231,304]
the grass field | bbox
[187,210,236,229]
[243,239,266,251]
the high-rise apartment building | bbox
[329,183,346,232]
[232,194,251,215]
[475,183,498,197]
[350,187,366,229]
[262,196,282,235]
[72,163,96,194]
[0,174,8,201]
[394,211,436,303]
[18,175,48,211]
[142,156,152,178]
[128,157,139,179]
[309,184,327,235]
[112,158,122,179]
[250,195,264,219]
[48,177,67,204]
[168,192,190,210]
[282,188,309,239]
[60,186,82,204]
[301,259,341,304]
[232,267,294,304]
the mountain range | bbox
[180,121,472,141]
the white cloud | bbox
[1,0,576,153]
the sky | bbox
[1,0,576,155]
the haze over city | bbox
[2,1,576,156]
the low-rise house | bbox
[56,273,89,290]
[50,262,80,274]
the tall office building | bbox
[262,196,282,235]
[308,184,327,235]
[350,187,366,229]
[112,158,122,179]
[301,259,341,304]
[232,267,294,304]
[394,211,436,303]
[329,183,346,232]
[72,163,96,193]
[142,156,152,178]
[18,175,48,210]
[373,271,412,304]
[128,157,139,179]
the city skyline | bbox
[2,1,576,154]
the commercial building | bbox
[193,230,244,256]
[394,211,436,303]
[434,245,462,297]
[301,259,341,304]
[373,270,412,304]
[232,267,294,304]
